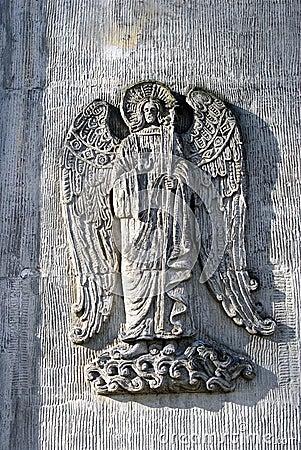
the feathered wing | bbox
[61,100,123,344]
[183,88,276,335]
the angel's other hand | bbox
[164,176,176,190]
[103,273,116,294]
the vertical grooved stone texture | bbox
[0,1,300,449]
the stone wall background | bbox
[0,1,300,449]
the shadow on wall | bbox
[235,105,292,345]
[0,1,49,447]
[0,32,47,450]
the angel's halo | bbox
[120,80,177,130]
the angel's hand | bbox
[164,176,176,190]
[103,273,116,295]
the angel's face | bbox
[143,101,158,124]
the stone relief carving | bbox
[61,81,275,395]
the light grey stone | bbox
[0,0,300,448]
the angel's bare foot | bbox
[120,341,148,359]
[149,341,163,355]
[162,340,178,355]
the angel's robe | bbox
[113,124,196,342]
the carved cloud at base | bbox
[85,340,255,395]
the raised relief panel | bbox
[61,81,275,395]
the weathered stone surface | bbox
[0,0,300,449]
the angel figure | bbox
[61,81,275,369]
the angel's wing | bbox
[61,99,124,344]
[183,89,276,335]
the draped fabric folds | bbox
[113,126,196,341]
